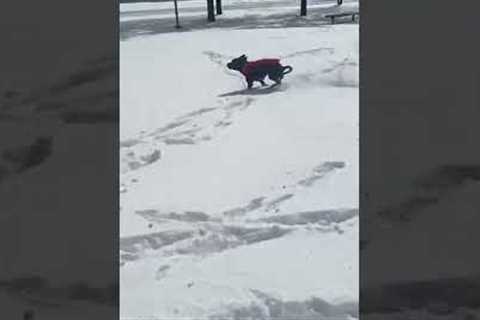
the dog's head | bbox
[227,55,248,71]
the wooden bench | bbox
[324,11,359,24]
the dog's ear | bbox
[241,54,247,59]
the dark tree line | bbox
[179,0,342,25]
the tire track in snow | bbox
[120,207,357,267]
[121,161,353,267]
[280,46,335,59]
[120,224,292,266]
[209,289,358,320]
[221,161,347,217]
[257,208,358,226]
[129,160,346,224]
[119,95,254,190]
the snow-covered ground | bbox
[120,0,358,318]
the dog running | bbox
[227,55,293,89]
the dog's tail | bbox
[282,66,293,75]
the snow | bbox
[122,225,358,318]
[120,0,358,318]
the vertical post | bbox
[337,0,343,5]
[216,0,222,14]
[207,0,215,21]
[173,0,181,28]
[300,0,307,16]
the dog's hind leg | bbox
[269,75,282,85]
[268,69,283,84]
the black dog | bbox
[227,55,293,89]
